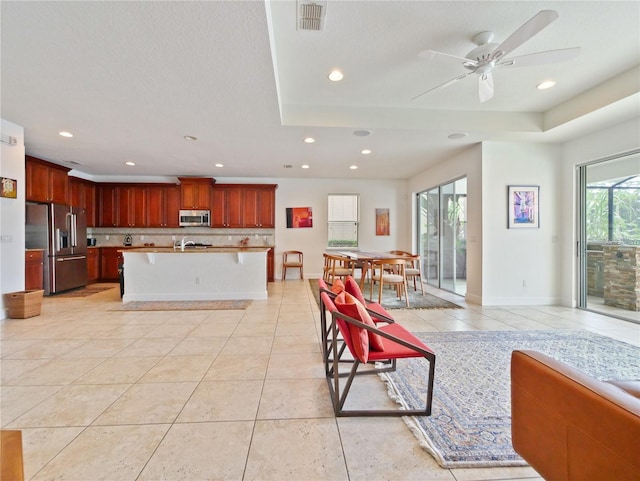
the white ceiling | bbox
[1,1,639,181]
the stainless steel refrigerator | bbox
[26,203,88,295]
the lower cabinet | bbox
[25,249,44,290]
[87,248,100,283]
[267,247,274,282]
[100,247,126,281]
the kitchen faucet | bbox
[175,236,195,251]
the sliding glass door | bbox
[577,151,640,322]
[418,178,467,295]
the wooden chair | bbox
[388,250,424,295]
[322,253,355,284]
[319,287,436,416]
[370,258,410,307]
[282,250,304,280]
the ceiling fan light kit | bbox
[414,10,580,103]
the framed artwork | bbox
[375,208,390,236]
[286,207,313,228]
[508,185,539,228]
[0,177,17,199]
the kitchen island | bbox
[121,247,270,302]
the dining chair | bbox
[370,258,410,307]
[282,250,303,280]
[323,253,355,284]
[388,250,424,295]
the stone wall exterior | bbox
[603,245,640,311]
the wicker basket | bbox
[6,290,44,319]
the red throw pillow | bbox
[334,292,385,360]
[334,291,369,363]
[331,279,345,294]
[344,275,366,305]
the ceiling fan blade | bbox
[478,73,494,103]
[418,49,478,66]
[411,72,474,101]
[498,47,581,68]
[491,10,559,61]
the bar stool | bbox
[282,250,304,280]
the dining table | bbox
[332,250,415,291]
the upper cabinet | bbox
[211,185,243,228]
[211,184,276,228]
[69,177,97,227]
[117,185,147,227]
[178,177,214,210]
[26,156,70,204]
[242,185,276,228]
[147,185,180,227]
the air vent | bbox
[66,160,83,166]
[298,1,326,31]
[283,164,294,169]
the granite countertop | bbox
[123,246,272,253]
[25,248,44,251]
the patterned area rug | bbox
[382,330,640,468]
[308,279,461,310]
[115,300,251,311]
[53,286,116,298]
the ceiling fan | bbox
[413,10,581,103]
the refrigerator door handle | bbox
[69,213,77,247]
[57,255,87,261]
[56,228,61,253]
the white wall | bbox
[0,119,26,319]
[408,144,483,303]
[481,142,563,305]
[560,117,640,307]
[214,176,410,279]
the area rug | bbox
[308,279,461,310]
[114,300,251,311]
[53,286,116,298]
[381,330,640,468]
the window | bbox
[328,194,359,247]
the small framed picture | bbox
[0,177,17,199]
[508,185,539,229]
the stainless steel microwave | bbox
[179,210,210,227]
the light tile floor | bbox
[1,281,639,481]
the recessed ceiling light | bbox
[59,131,73,138]
[215,163,224,168]
[537,80,556,90]
[448,132,468,140]
[361,149,372,155]
[304,137,315,143]
[349,165,358,170]
[125,161,135,166]
[328,69,343,82]
[301,164,310,169]
[353,129,371,137]
[184,135,197,141]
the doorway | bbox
[577,150,640,322]
[418,177,467,296]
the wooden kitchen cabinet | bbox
[147,185,180,227]
[87,247,100,283]
[98,184,118,227]
[26,156,70,204]
[211,185,243,228]
[178,177,214,209]
[117,186,146,227]
[25,249,44,290]
[69,177,97,227]
[243,185,276,228]
[100,247,128,281]
[267,247,274,282]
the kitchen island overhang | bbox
[122,247,270,302]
